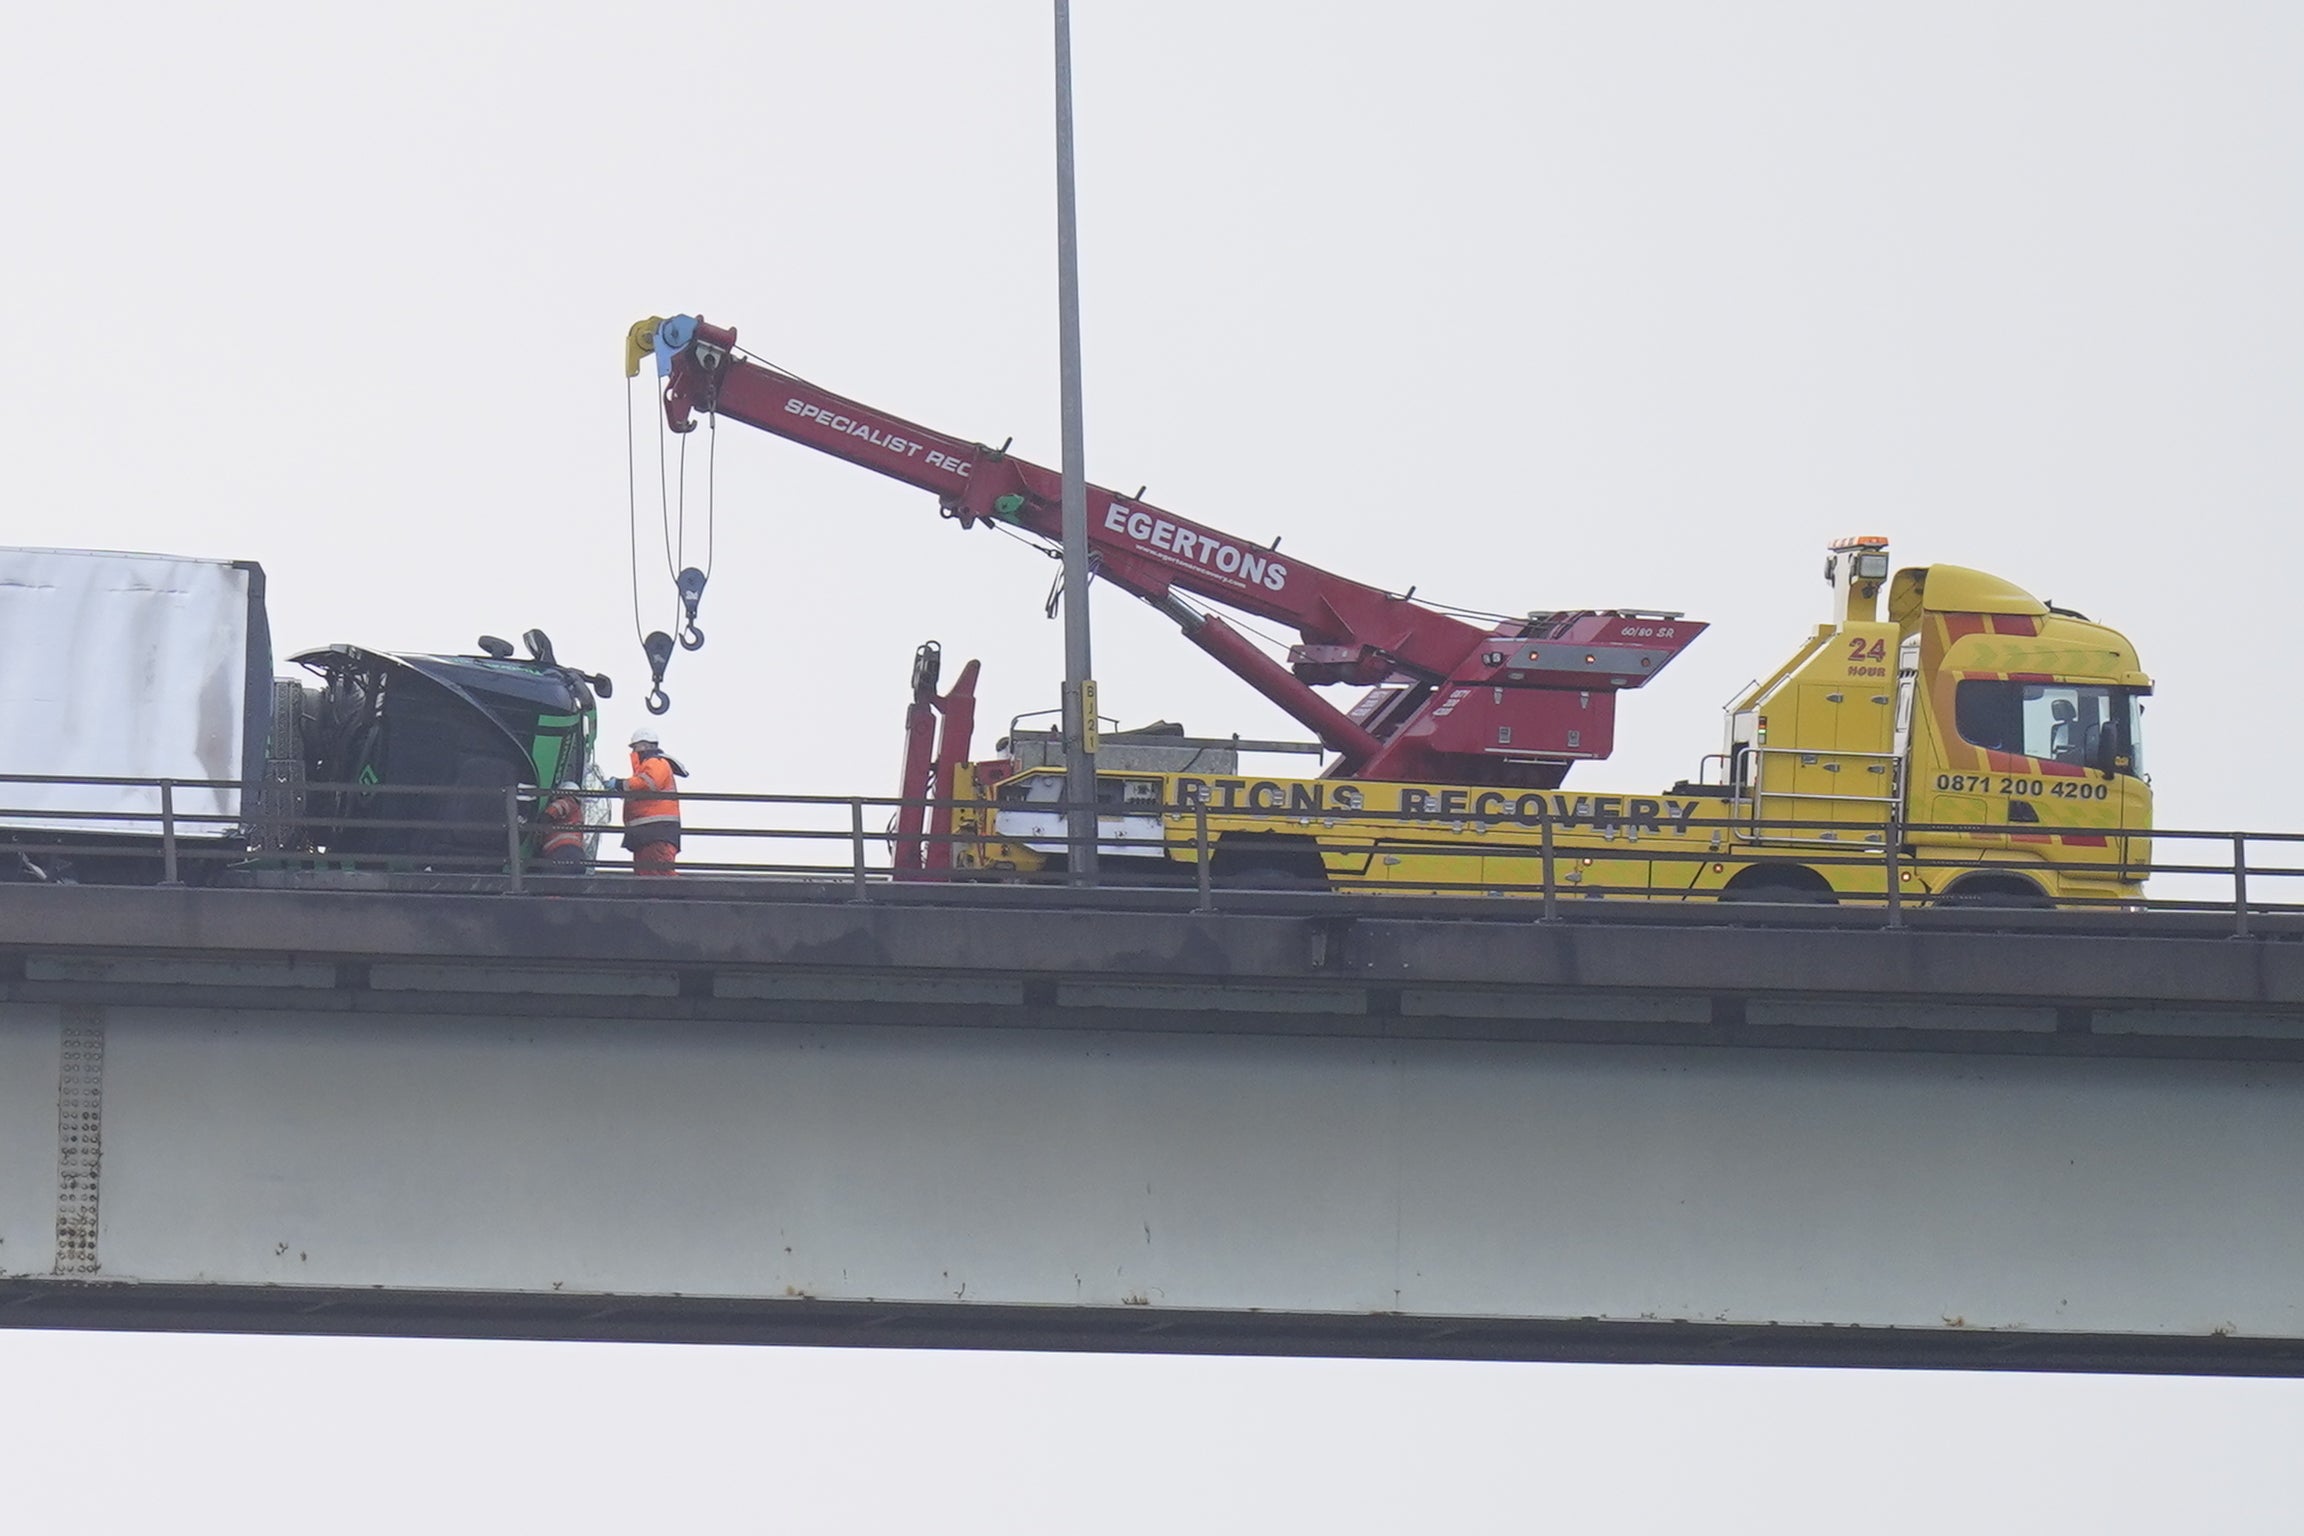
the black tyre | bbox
[1209,836,1330,891]
[1718,866,1837,905]
[1937,876,2051,909]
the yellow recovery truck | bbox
[631,316,2149,908]
[942,538,2151,906]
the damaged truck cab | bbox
[1,548,607,881]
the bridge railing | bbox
[2,771,2299,931]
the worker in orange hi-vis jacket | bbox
[621,728,689,876]
[538,780,589,872]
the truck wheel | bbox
[1718,866,1837,905]
[1209,836,1330,891]
[1937,874,2051,908]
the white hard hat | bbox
[629,727,661,749]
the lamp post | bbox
[1054,0,1098,883]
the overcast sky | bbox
[6,2,2303,1527]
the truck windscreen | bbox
[1953,680,2145,777]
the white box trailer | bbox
[0,547,271,843]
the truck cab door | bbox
[2109,694,2151,880]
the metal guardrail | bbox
[0,770,2294,934]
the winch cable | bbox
[1225,608,1300,660]
[624,376,650,645]
[996,522,1065,563]
[1167,588,1299,662]
[668,421,710,651]
[668,405,720,586]
[657,385,678,581]
[626,374,687,714]
[674,428,689,580]
[627,376,684,634]
[702,406,718,581]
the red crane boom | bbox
[630,313,1704,788]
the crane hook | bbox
[641,629,676,715]
[676,566,708,652]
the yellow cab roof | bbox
[1887,564,2048,622]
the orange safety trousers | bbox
[634,841,678,876]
